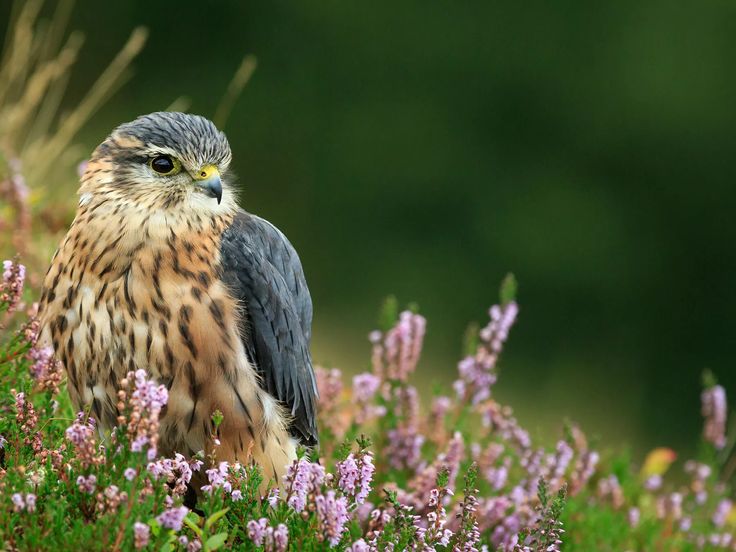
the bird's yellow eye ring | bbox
[149,155,181,176]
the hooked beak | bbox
[194,165,222,204]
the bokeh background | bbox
[2,1,736,458]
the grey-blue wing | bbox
[219,210,318,446]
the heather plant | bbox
[3,248,736,551]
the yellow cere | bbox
[195,164,219,181]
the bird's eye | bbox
[149,155,180,175]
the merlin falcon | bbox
[38,112,318,483]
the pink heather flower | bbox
[423,488,454,548]
[386,427,424,471]
[315,367,347,435]
[644,474,662,491]
[315,490,350,547]
[454,494,481,551]
[569,450,599,495]
[353,373,381,402]
[66,414,102,468]
[133,521,150,549]
[13,391,42,452]
[628,507,641,528]
[156,506,188,531]
[272,524,289,552]
[1,159,29,203]
[684,461,711,504]
[371,311,426,381]
[11,493,25,512]
[131,368,169,410]
[713,499,732,527]
[148,453,199,496]
[481,497,518,546]
[124,468,137,481]
[231,490,243,501]
[201,461,232,494]
[597,475,624,509]
[316,367,343,411]
[348,539,370,552]
[410,432,464,507]
[76,474,97,494]
[337,452,374,505]
[707,533,733,547]
[547,440,574,489]
[336,454,359,495]
[246,518,288,552]
[1,259,26,312]
[357,454,375,504]
[99,485,128,514]
[123,370,168,459]
[431,395,452,420]
[27,345,53,378]
[247,518,268,546]
[267,488,280,508]
[352,372,385,423]
[454,301,518,405]
[480,401,530,452]
[284,459,325,512]
[385,385,425,470]
[685,460,712,481]
[27,344,63,394]
[657,492,683,520]
[187,540,202,552]
[702,385,727,449]
[484,458,510,491]
[131,435,148,452]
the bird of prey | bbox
[38,112,318,483]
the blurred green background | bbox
[3,1,736,456]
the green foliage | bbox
[378,295,399,332]
[2,274,735,550]
[499,272,518,306]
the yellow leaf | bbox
[640,447,677,478]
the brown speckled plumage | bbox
[38,112,317,485]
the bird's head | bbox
[79,112,235,215]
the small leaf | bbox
[462,322,480,356]
[499,273,517,306]
[211,409,224,429]
[640,447,677,478]
[702,369,717,389]
[204,508,230,531]
[436,466,450,488]
[356,434,372,450]
[379,295,399,331]
[335,438,352,462]
[204,532,228,551]
[148,519,161,537]
[184,517,203,538]
[537,477,549,508]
